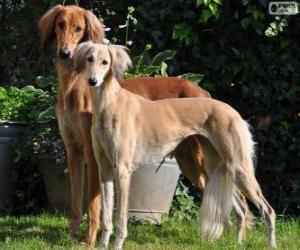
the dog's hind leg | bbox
[114,165,131,250]
[235,168,276,248]
[232,190,253,243]
[175,136,208,190]
[175,136,251,240]
[83,143,101,247]
[195,135,253,242]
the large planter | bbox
[39,163,88,214]
[39,164,71,214]
[0,122,27,213]
[128,158,180,224]
[40,154,180,223]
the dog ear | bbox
[83,10,105,43]
[39,5,64,49]
[108,45,132,79]
[73,41,93,72]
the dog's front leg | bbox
[91,129,115,249]
[65,145,84,239]
[83,143,101,248]
[58,120,85,239]
[99,155,115,249]
[114,165,131,250]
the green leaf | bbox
[36,75,57,88]
[213,0,222,5]
[37,107,55,122]
[128,6,135,14]
[265,18,288,37]
[172,23,194,45]
[280,18,288,27]
[270,22,277,29]
[204,0,210,6]
[145,44,152,51]
[145,43,152,51]
[255,23,264,35]
[265,27,277,37]
[199,9,213,23]
[196,0,205,7]
[231,47,240,56]
[160,62,168,76]
[151,50,177,66]
[241,17,252,29]
[133,65,160,76]
[208,2,218,15]
[130,16,138,25]
[180,73,205,84]
[252,9,264,20]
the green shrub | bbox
[0,86,46,122]
[170,177,199,221]
[0,76,59,215]
[12,121,63,215]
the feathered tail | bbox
[200,120,256,240]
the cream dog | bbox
[73,41,276,249]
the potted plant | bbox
[0,85,48,214]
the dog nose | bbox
[88,77,97,86]
[59,48,71,59]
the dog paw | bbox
[83,235,96,249]
[70,231,80,241]
[113,237,124,250]
[99,242,109,250]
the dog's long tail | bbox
[200,119,256,240]
[200,166,234,240]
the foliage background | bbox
[0,0,299,215]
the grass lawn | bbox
[0,214,299,249]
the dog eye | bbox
[75,26,82,32]
[87,56,93,62]
[102,60,108,65]
[58,22,65,29]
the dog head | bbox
[73,42,131,87]
[39,5,104,59]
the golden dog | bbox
[40,5,253,247]
[74,42,276,249]
[39,5,104,246]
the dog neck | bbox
[56,59,73,81]
[91,73,121,113]
[55,59,92,112]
